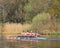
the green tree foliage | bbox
[0,0,60,24]
[24,0,51,23]
[31,12,51,33]
[44,0,60,32]
[1,0,28,24]
[48,0,60,22]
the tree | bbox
[24,0,51,23]
[31,12,51,33]
[2,0,28,24]
[48,0,60,22]
[48,0,60,31]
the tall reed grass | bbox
[0,23,31,36]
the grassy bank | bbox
[0,23,31,36]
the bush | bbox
[31,12,51,33]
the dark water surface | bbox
[6,40,60,48]
[0,37,60,48]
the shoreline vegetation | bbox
[0,23,31,36]
[0,23,60,38]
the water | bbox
[0,37,60,48]
[6,40,60,48]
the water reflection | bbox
[6,40,60,48]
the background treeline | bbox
[0,0,60,23]
[0,0,60,33]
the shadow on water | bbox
[6,40,60,48]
